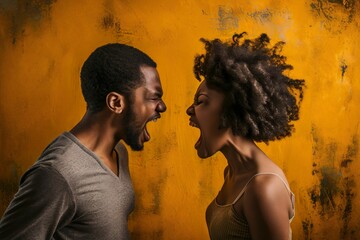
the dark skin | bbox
[70,101,125,175]
[219,139,293,240]
[188,81,293,240]
[71,65,166,175]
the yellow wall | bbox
[1,0,360,239]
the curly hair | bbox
[81,43,156,112]
[194,32,304,142]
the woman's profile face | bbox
[186,81,229,158]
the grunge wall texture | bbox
[1,1,359,239]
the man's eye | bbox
[149,96,160,101]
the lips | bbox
[143,114,161,142]
[189,117,199,128]
[189,118,201,149]
[143,126,150,142]
[195,135,202,149]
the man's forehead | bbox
[140,66,163,94]
[145,84,163,94]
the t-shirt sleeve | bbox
[0,165,76,240]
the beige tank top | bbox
[206,173,295,240]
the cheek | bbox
[197,112,223,141]
[132,104,148,121]
[196,106,223,130]
[196,108,228,149]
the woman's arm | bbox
[242,174,292,240]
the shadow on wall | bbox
[0,0,56,44]
[310,0,356,33]
[302,125,358,239]
[0,161,22,214]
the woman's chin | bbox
[197,152,208,158]
[195,137,216,158]
[197,148,215,159]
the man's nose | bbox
[157,100,167,113]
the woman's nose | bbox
[186,104,194,116]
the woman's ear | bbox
[106,92,126,114]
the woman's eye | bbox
[194,94,208,106]
[194,99,203,105]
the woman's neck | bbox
[220,135,265,176]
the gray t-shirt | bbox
[0,132,135,240]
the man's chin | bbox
[125,139,144,151]
[129,144,144,151]
[123,133,144,151]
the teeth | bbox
[189,122,198,127]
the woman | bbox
[186,32,304,240]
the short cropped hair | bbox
[81,43,156,112]
[194,32,305,142]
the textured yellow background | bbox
[1,1,359,239]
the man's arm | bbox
[0,166,75,240]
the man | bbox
[0,43,166,239]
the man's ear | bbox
[106,92,126,114]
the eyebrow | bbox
[146,86,163,97]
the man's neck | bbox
[70,110,119,158]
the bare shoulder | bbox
[241,174,292,239]
[242,174,292,214]
[244,174,289,202]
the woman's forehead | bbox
[196,81,207,93]
[195,81,225,100]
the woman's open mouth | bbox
[189,118,201,149]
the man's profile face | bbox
[123,65,166,151]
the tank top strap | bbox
[231,172,293,205]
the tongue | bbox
[144,126,150,142]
